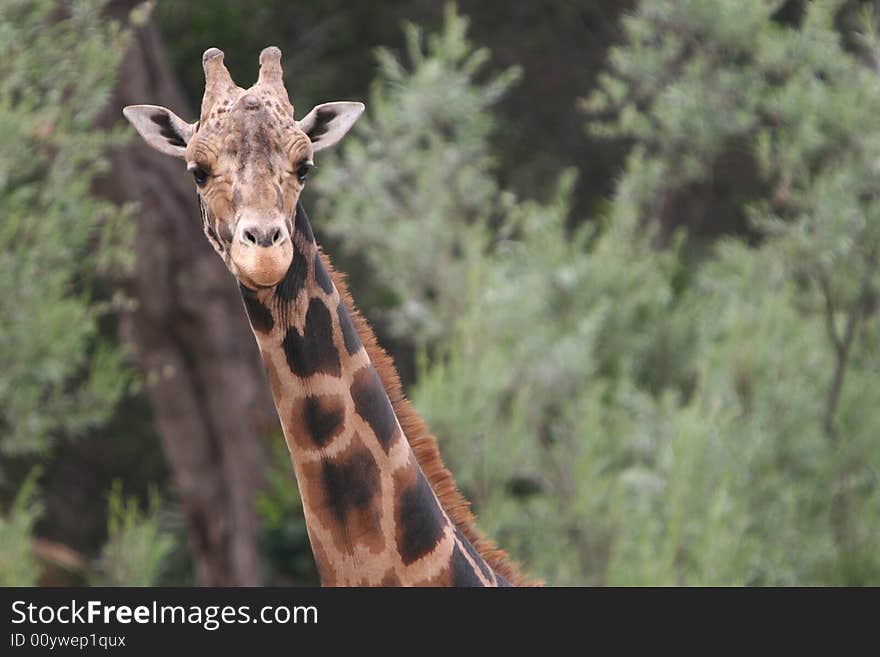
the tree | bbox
[0,0,175,587]
[584,0,880,583]
[313,5,520,345]
[0,0,130,461]
[322,1,880,584]
[0,0,131,584]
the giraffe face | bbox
[123,47,363,289]
[184,91,309,289]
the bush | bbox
[323,1,880,584]
[313,4,519,344]
[0,0,132,458]
[0,0,148,585]
[94,483,176,586]
[0,470,42,585]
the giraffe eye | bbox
[188,164,210,186]
[296,161,315,183]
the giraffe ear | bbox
[298,102,365,152]
[122,105,195,159]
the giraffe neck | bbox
[240,203,505,586]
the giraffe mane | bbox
[320,250,539,587]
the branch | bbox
[817,268,844,357]
[821,249,877,561]
[822,254,876,444]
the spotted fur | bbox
[322,252,536,587]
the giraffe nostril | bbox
[243,229,257,245]
[271,228,282,245]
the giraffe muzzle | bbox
[231,219,293,288]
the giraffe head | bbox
[123,47,363,289]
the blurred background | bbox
[2,0,880,586]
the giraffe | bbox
[123,46,533,586]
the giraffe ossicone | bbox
[124,47,533,587]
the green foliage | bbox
[578,0,880,584]
[94,482,176,586]
[314,4,520,343]
[0,0,133,458]
[325,1,880,585]
[0,0,157,587]
[0,469,42,585]
[414,176,696,585]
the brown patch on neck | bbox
[319,251,538,587]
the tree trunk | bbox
[95,7,277,585]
